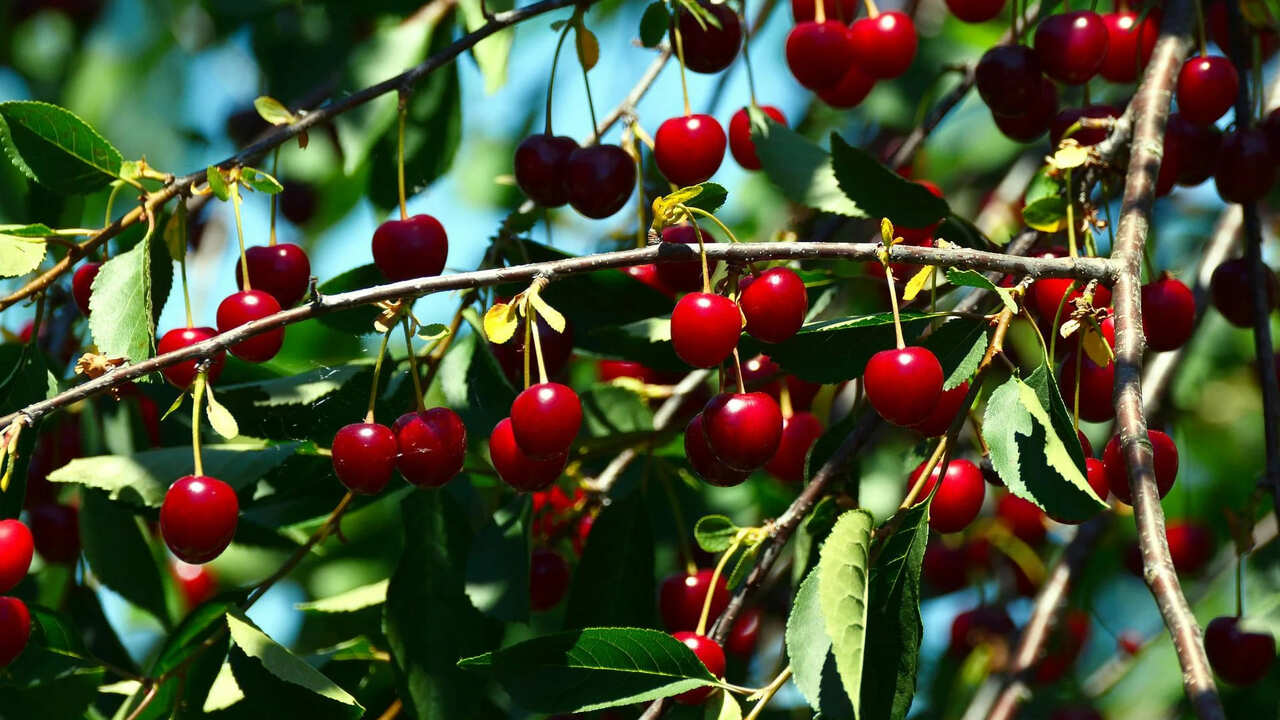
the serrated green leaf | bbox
[79,490,168,626]
[819,509,873,717]
[315,264,382,334]
[206,166,230,200]
[683,182,727,214]
[793,495,839,586]
[239,166,284,195]
[458,0,516,92]
[296,580,388,613]
[439,322,517,433]
[862,504,929,720]
[639,2,671,46]
[935,214,990,248]
[829,134,950,228]
[88,234,156,363]
[203,660,243,712]
[465,494,532,622]
[0,232,46,277]
[749,109,861,216]
[565,490,656,629]
[580,384,654,439]
[0,222,56,237]
[945,267,1016,313]
[226,610,362,715]
[1021,196,1067,233]
[694,515,739,552]
[221,363,366,408]
[786,570,852,717]
[0,101,123,194]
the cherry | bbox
[490,310,574,386]
[1214,128,1277,204]
[29,503,79,564]
[564,144,636,219]
[1102,430,1177,504]
[949,605,1014,657]
[278,181,317,225]
[1058,349,1115,423]
[1085,457,1109,501]
[157,327,226,389]
[393,408,468,487]
[531,486,581,540]
[655,224,717,294]
[331,422,398,495]
[675,1,741,74]
[235,244,311,308]
[1141,274,1195,351]
[763,411,823,483]
[371,214,448,282]
[685,413,751,487]
[1166,522,1213,574]
[1034,608,1090,683]
[72,261,100,316]
[785,21,855,91]
[573,514,594,555]
[1099,11,1158,83]
[911,381,970,437]
[701,392,783,471]
[816,63,877,109]
[727,105,785,170]
[488,418,565,492]
[671,632,726,705]
[1166,112,1222,186]
[1210,257,1278,327]
[597,360,666,384]
[908,458,986,534]
[992,76,1060,142]
[625,264,676,297]
[654,115,726,187]
[864,347,944,427]
[1034,11,1109,85]
[514,134,579,207]
[790,0,856,22]
[0,596,31,667]
[671,293,741,368]
[945,0,1005,23]
[172,560,218,609]
[1050,104,1121,147]
[1176,56,1238,127]
[216,290,285,363]
[923,540,969,593]
[1077,429,1094,457]
[529,548,571,611]
[0,520,33,593]
[1205,616,1275,686]
[849,12,917,79]
[1028,278,1112,326]
[976,45,1044,117]
[160,475,239,564]
[660,569,730,632]
[725,607,762,656]
[996,493,1047,546]
[511,382,582,458]
[740,268,808,343]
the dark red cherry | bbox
[1034,608,1090,683]
[278,181,317,225]
[1210,257,1278,327]
[1058,349,1115,423]
[1141,274,1195,351]
[331,422,397,494]
[661,569,730,631]
[655,114,726,187]
[908,459,985,534]
[701,392,783,471]
[1077,429,1094,457]
[488,300,574,385]
[992,76,1060,142]
[573,513,595,555]
[728,105,785,170]
[849,12,917,79]
[1034,11,1109,85]
[529,548,571,611]
[1102,430,1177,504]
[0,520,33,593]
[996,493,1047,546]
[685,414,751,487]
[791,0,857,22]
[489,418,565,492]
[511,382,582,458]
[1085,457,1109,502]
[160,475,239,564]
[393,408,467,487]
[72,261,100,316]
[946,0,1005,23]
[740,268,807,343]
[1166,522,1214,574]
[671,293,741,368]
[1176,56,1239,127]
[656,224,717,293]
[171,560,218,609]
[671,632,726,704]
[864,347,944,427]
[785,21,855,90]
[28,504,79,564]
[763,411,822,483]
[597,360,665,384]
[910,382,970,437]
[1214,128,1277,204]
[514,134,579,207]
[816,63,877,108]
[157,326,226,389]
[1099,11,1158,83]
[922,540,968,593]
[675,1,741,74]
[1166,112,1222,186]
[216,290,284,363]
[1264,108,1280,151]
[1028,278,1112,326]
[564,144,636,219]
[371,214,448,282]
[235,244,311,308]
[1205,616,1276,686]
[625,263,676,297]
[976,45,1044,117]
[1050,104,1121,147]
[949,605,1014,657]
[0,597,31,667]
[725,607,761,656]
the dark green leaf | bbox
[694,514,739,553]
[0,101,123,194]
[920,317,988,391]
[786,570,852,718]
[1021,196,1067,233]
[66,586,136,679]
[818,509,873,715]
[793,496,839,587]
[79,489,169,625]
[944,268,1016,313]
[297,580,388,614]
[639,2,671,47]
[565,490,656,629]
[315,264,382,334]
[437,323,517,433]
[465,494,532,622]
[580,384,654,438]
[1024,166,1062,205]
[935,214,990,248]
[749,109,861,216]
[829,134,950,228]
[740,312,942,384]
[861,503,929,720]
[239,166,284,194]
[226,609,363,715]
[683,182,728,214]
[0,605,102,718]
[0,222,55,237]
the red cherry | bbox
[1099,11,1158,83]
[976,45,1044,117]
[849,12,917,79]
[816,62,877,108]
[1214,128,1277,204]
[598,360,663,384]
[655,114,726,187]
[157,327,226,389]
[910,381,970,438]
[235,244,311,308]
[725,607,762,656]
[996,494,1047,546]
[945,0,1005,23]
[685,413,751,487]
[511,382,582,458]
[530,548,571,611]
[949,605,1014,657]
[371,214,448,282]
[489,309,574,386]
[1176,56,1239,127]
[908,459,986,534]
[671,293,741,368]
[488,418,565,492]
[0,520,33,593]
[671,632,726,704]
[625,264,676,297]
[1077,429,1094,457]
[1210,257,1278,327]
[785,21,855,90]
[1141,274,1195,351]
[1165,521,1214,574]
[701,392,784,471]
[160,475,239,564]
[1205,616,1275,686]
[1166,112,1223,186]
[1058,349,1115,423]
[393,408,468,487]
[1029,278,1112,326]
[331,422,397,495]
[72,261,100,316]
[1050,104,1122,147]
[660,569,730,631]
[1085,457,1109,502]
[171,560,218,609]
[790,0,857,22]
[1034,11,1109,85]
[278,181,316,225]
[0,596,31,667]
[1034,608,1090,683]
[573,513,595,555]
[1102,430,1177,504]
[763,411,822,483]
[992,76,1060,142]
[29,503,79,564]
[864,347,944,427]
[923,540,969,593]
[655,224,717,293]
[727,105,785,170]
[216,290,284,363]
[740,268,807,343]
[514,133,579,207]
[564,144,636,219]
[675,1,741,73]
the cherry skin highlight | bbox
[564,144,636,219]
[675,1,741,74]
[160,475,239,565]
[157,327,226,389]
[371,214,448,282]
[216,289,285,363]
[1034,11,1109,85]
[1205,616,1275,686]
[671,632,726,705]
[514,134,579,207]
[670,293,742,368]
[864,347,944,427]
[763,411,823,483]
[172,560,218,610]
[1099,11,1158,83]
[235,243,311,307]
[1210,257,1278,328]
[739,267,808,343]
[0,519,34,593]
[1102,430,1178,504]
[1085,457,1109,502]
[331,422,398,495]
[655,224,716,293]
[701,392,784,471]
[785,21,854,90]
[510,382,582,458]
[72,261,100,316]
[660,568,730,631]
[0,596,31,667]
[393,407,468,487]
[727,105,785,170]
[1176,56,1239,127]
[654,114,726,187]
[685,413,751,487]
[529,548,571,611]
[908,458,986,534]
[489,417,565,492]
[1141,274,1195,351]
[849,12,918,79]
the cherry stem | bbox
[192,371,206,477]
[102,182,124,259]
[778,379,793,418]
[546,19,574,136]
[528,300,550,385]
[900,436,947,510]
[577,32,601,143]
[672,20,693,117]
[815,0,827,23]
[732,348,747,394]
[400,315,426,412]
[697,534,741,636]
[397,91,409,221]
[268,148,279,247]
[230,184,251,291]
[522,303,533,390]
[744,667,793,720]
[683,209,712,294]
[1193,0,1207,55]
[365,326,395,423]
[1047,280,1076,361]
[1235,554,1244,617]
[180,254,193,328]
[739,4,759,107]
[862,0,878,19]
[1073,337,1083,431]
[883,257,907,349]
[1065,169,1078,258]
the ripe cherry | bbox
[949,605,1014,657]
[1210,257,1278,327]
[490,310,574,386]
[740,268,808,343]
[172,560,218,609]
[763,411,823,483]
[0,520,33,593]
[625,263,676,297]
[1050,104,1121,147]
[911,381,970,437]
[671,293,741,368]
[0,596,31,667]
[655,224,716,294]
[511,382,582,458]
[29,503,79,564]
[1165,521,1213,574]
[909,459,986,534]
[1028,278,1112,326]
[923,541,968,593]
[1058,349,1115,422]
[1166,112,1222,186]
[816,63,877,109]
[1085,457,1109,501]
[331,422,398,494]
[393,407,467,487]
[1034,608,1090,683]
[216,290,285,363]
[1099,11,1158,83]
[727,105,785,170]
[1141,274,1195,351]
[489,417,565,492]
[725,607,761,656]
[278,181,317,225]
[996,494,1047,546]
[157,327,226,389]
[675,1,741,73]
[529,548,571,611]
[976,45,1044,117]
[1102,430,1178,504]
[685,413,751,487]
[1205,616,1275,686]
[514,134,579,207]
[597,360,666,384]
[1034,11,1109,85]
[671,632,726,705]
[992,76,1060,142]
[1214,128,1277,204]
[371,214,448,281]
[235,244,311,308]
[864,347,944,427]
[785,21,855,90]
[946,0,1005,23]
[72,261,100,316]
[564,144,636,219]
[1206,2,1279,67]
[791,0,856,22]
[849,12,917,79]
[1176,56,1238,127]
[701,392,783,471]
[160,475,239,565]
[661,569,730,631]
[655,115,726,187]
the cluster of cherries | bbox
[658,567,761,705]
[489,379,582,493]
[0,519,34,668]
[332,404,468,495]
[785,0,917,109]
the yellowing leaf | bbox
[1081,324,1113,366]
[253,96,296,126]
[205,385,240,440]
[575,25,599,72]
[0,232,46,278]
[901,265,935,303]
[527,289,566,334]
[484,302,520,344]
[1050,142,1089,170]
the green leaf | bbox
[204,384,240,440]
[163,202,187,263]
[739,312,943,384]
[438,321,517,433]
[297,580,388,613]
[920,317,988,391]
[861,503,929,720]
[935,214,990,248]
[1024,166,1062,205]
[818,509,874,716]
[465,494,532,622]
[749,109,861,216]
[79,489,168,625]
[694,514,739,553]
[580,384,654,439]
[639,2,671,46]
[206,166,230,201]
[220,364,366,408]
[793,496,839,587]
[315,264,382,334]
[0,605,102,718]
[683,182,728,214]
[0,231,46,277]
[565,490,656,629]
[458,628,722,713]
[0,101,123,194]
[458,0,516,92]
[88,232,162,364]
[226,609,363,714]
[1021,196,1068,233]
[945,267,1016,313]
[0,222,55,237]
[239,166,284,194]
[786,569,853,718]
[829,135,950,228]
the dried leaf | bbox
[73,353,126,379]
[374,300,403,334]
